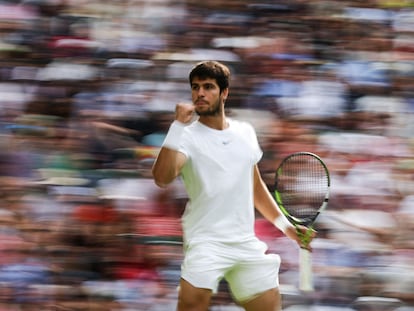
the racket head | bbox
[274,152,330,226]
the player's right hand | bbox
[175,102,194,124]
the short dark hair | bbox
[189,61,230,92]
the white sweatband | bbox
[273,215,291,234]
[162,120,186,151]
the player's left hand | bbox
[285,225,316,251]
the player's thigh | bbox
[241,287,281,311]
[225,250,281,303]
[177,278,212,311]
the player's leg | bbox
[176,278,212,311]
[179,242,229,310]
[240,287,281,311]
[225,239,282,311]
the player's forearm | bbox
[253,167,282,222]
[254,183,283,223]
[253,166,292,233]
[255,193,293,235]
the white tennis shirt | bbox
[178,119,263,245]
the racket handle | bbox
[299,248,314,292]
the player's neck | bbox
[198,114,228,130]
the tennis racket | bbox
[274,152,330,292]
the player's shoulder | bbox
[228,118,256,132]
[181,120,207,139]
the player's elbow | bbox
[151,156,182,188]
[152,169,171,188]
[153,178,169,188]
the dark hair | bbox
[189,61,230,92]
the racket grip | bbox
[299,248,314,292]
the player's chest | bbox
[191,133,255,169]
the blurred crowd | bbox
[0,0,413,310]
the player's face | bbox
[191,77,226,117]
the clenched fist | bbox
[175,102,195,124]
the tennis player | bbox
[152,60,312,311]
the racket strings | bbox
[275,155,329,222]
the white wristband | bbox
[162,120,186,151]
[273,215,291,234]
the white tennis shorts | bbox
[181,238,281,303]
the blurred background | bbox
[0,0,413,310]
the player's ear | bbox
[221,87,229,101]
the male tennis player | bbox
[152,61,312,311]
